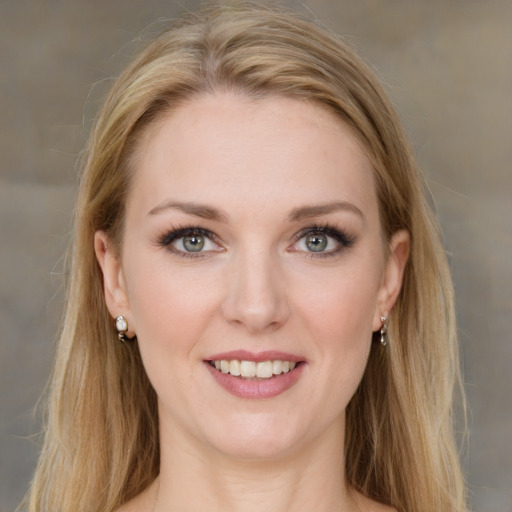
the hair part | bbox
[26,4,467,512]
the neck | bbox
[151,412,359,512]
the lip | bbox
[207,350,304,363]
[204,350,306,400]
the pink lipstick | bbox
[205,350,306,399]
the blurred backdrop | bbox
[1,1,511,510]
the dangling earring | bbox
[380,315,388,347]
[116,315,134,342]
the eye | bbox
[303,233,330,252]
[177,233,207,252]
[295,232,338,253]
[292,225,355,256]
[157,227,223,256]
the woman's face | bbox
[96,93,408,460]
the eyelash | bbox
[155,225,220,259]
[292,223,356,258]
[155,223,355,259]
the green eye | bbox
[182,234,205,252]
[305,233,328,252]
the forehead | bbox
[129,93,378,223]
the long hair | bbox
[27,5,467,511]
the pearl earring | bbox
[115,315,134,342]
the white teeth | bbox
[256,361,273,379]
[272,360,283,374]
[229,359,241,376]
[240,360,256,378]
[211,359,299,379]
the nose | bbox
[221,247,290,334]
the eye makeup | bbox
[153,221,356,260]
[290,223,356,258]
[154,225,224,258]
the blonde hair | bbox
[26,5,467,512]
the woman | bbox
[26,4,467,512]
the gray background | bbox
[1,1,511,510]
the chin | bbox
[201,411,313,461]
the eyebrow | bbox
[148,201,229,222]
[288,201,364,222]
[148,200,364,223]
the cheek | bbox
[298,261,381,341]
[294,261,381,395]
[126,261,221,345]
[123,262,224,418]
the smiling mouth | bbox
[208,359,303,380]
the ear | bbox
[373,229,410,331]
[94,231,135,335]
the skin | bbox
[95,93,408,512]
